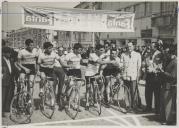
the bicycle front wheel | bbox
[66,88,80,120]
[40,81,55,119]
[94,85,102,115]
[117,84,131,113]
[10,91,33,124]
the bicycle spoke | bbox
[66,89,80,119]
[40,82,55,119]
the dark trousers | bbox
[160,85,176,123]
[53,67,65,104]
[124,80,137,108]
[145,73,161,113]
[2,84,15,113]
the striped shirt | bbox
[38,51,60,68]
[18,48,38,65]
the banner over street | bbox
[22,7,135,32]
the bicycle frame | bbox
[89,75,104,94]
[108,75,120,100]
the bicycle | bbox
[39,76,55,119]
[87,74,104,115]
[108,75,131,113]
[59,75,85,120]
[10,75,35,124]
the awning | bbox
[22,6,135,32]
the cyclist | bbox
[37,42,71,104]
[65,43,82,78]
[85,44,112,110]
[18,39,38,96]
[102,48,124,108]
[62,43,84,111]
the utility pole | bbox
[91,2,95,47]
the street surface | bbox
[2,67,161,126]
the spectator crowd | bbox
[1,39,177,125]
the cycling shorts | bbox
[40,66,54,78]
[66,69,81,78]
[103,67,121,77]
[20,64,36,75]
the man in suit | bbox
[2,47,15,117]
[121,42,142,110]
[144,42,163,114]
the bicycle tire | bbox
[40,80,55,119]
[94,85,102,115]
[66,87,80,120]
[10,91,33,124]
[59,82,68,110]
[117,84,131,113]
[88,83,94,107]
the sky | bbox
[2,2,80,31]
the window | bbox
[134,3,145,18]
[161,2,177,15]
[145,2,152,16]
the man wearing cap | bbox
[2,47,15,117]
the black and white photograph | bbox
[1,0,178,126]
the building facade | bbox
[5,2,177,48]
[6,28,47,48]
[75,2,178,47]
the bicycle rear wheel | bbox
[10,91,33,124]
[117,84,131,113]
[40,81,55,119]
[66,88,80,120]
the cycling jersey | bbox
[38,51,60,69]
[103,56,123,76]
[18,48,38,65]
[104,56,123,69]
[65,52,81,69]
[85,53,106,76]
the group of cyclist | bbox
[16,39,128,112]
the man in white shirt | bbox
[121,42,142,110]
